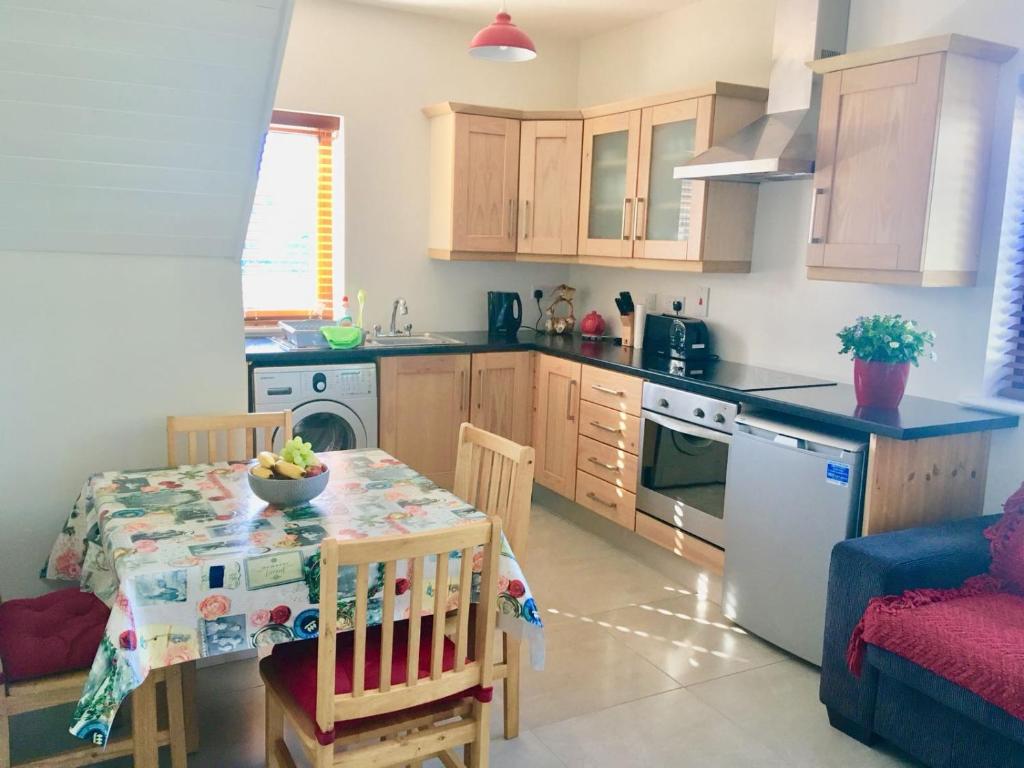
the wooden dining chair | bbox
[166,411,293,465]
[260,518,502,768]
[0,589,187,768]
[452,423,535,740]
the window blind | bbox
[242,110,339,321]
[984,75,1024,400]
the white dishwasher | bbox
[721,412,866,666]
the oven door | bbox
[637,409,731,548]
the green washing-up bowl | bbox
[321,326,363,349]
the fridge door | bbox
[721,416,866,665]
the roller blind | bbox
[242,110,339,321]
[985,76,1024,400]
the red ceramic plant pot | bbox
[853,358,911,409]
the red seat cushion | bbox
[0,588,109,683]
[856,588,1024,721]
[266,616,490,745]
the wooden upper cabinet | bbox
[518,121,582,256]
[428,112,520,257]
[470,351,533,446]
[578,93,764,269]
[533,354,582,498]
[807,35,1017,287]
[378,355,471,491]
[578,110,641,258]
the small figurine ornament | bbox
[544,284,576,335]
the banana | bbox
[258,451,278,469]
[250,466,273,479]
[273,460,305,480]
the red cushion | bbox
[266,616,490,745]
[859,589,1024,721]
[985,482,1024,593]
[0,588,109,683]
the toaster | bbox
[642,314,711,359]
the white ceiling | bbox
[342,0,697,39]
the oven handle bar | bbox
[641,409,732,445]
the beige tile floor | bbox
[12,496,922,767]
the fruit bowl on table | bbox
[247,467,329,507]
[247,438,329,506]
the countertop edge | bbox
[246,335,1020,440]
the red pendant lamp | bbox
[469,3,536,62]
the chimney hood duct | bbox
[675,0,850,183]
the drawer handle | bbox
[266,387,293,396]
[586,491,617,509]
[588,456,620,472]
[589,420,623,434]
[591,384,625,396]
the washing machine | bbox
[251,363,378,452]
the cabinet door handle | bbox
[566,380,577,421]
[634,197,645,241]
[589,420,623,434]
[460,370,467,411]
[591,384,624,396]
[808,187,827,244]
[524,200,530,240]
[587,456,620,472]
[476,369,483,409]
[586,491,617,509]
[621,198,633,240]
[508,199,514,240]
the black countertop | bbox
[246,331,1018,440]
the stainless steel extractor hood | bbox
[675,0,850,182]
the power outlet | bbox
[689,285,710,318]
[664,296,686,316]
[644,292,658,312]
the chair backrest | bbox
[166,411,292,465]
[315,518,501,733]
[453,423,535,556]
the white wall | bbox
[0,0,292,597]
[569,0,1024,512]
[275,0,580,332]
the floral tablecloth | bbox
[46,449,543,745]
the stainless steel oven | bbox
[637,382,737,549]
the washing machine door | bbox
[286,400,369,452]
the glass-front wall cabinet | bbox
[578,111,640,258]
[579,98,710,261]
[634,99,710,261]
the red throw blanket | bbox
[847,575,1024,721]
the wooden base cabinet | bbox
[533,355,581,498]
[378,355,470,491]
[470,351,533,446]
[807,34,1016,286]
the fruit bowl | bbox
[246,437,329,507]
[248,466,330,507]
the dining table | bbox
[44,448,544,758]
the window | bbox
[242,110,340,322]
[984,76,1024,400]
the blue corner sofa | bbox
[819,514,1024,768]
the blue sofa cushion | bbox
[868,646,1024,747]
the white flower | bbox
[889,341,900,348]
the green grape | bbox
[281,435,316,468]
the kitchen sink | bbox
[363,333,465,348]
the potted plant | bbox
[837,314,935,408]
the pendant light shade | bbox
[469,6,536,62]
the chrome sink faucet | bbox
[389,297,409,336]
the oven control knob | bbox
[692,407,705,419]
[658,398,670,408]
[713,413,726,424]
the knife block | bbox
[620,314,635,347]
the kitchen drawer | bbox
[577,435,638,492]
[634,512,724,575]
[578,401,641,454]
[575,470,636,529]
[580,365,643,416]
